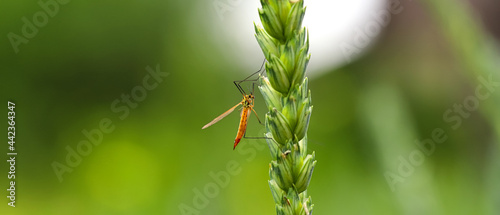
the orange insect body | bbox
[202,94,258,150]
[234,95,254,149]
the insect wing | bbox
[202,103,242,129]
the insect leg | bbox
[233,59,266,95]
[251,108,264,126]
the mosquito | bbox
[202,61,266,150]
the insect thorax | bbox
[243,94,254,107]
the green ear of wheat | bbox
[255,0,315,214]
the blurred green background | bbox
[1,0,499,214]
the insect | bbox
[202,61,266,150]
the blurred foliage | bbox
[0,0,499,214]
